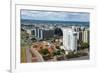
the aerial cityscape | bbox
[21,10,90,63]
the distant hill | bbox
[21,19,89,27]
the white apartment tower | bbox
[62,28,77,51]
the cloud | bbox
[21,10,89,22]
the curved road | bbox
[26,47,44,62]
[26,48,32,62]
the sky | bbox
[21,10,90,22]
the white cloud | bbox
[21,10,89,22]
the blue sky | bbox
[21,10,90,22]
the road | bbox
[26,48,32,62]
[30,48,44,62]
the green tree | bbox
[39,49,51,60]
[80,42,89,49]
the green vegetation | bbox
[31,37,37,42]
[39,48,50,56]
[21,30,31,63]
[39,49,51,60]
[66,51,88,59]
[80,42,89,49]
[56,46,61,49]
[52,47,66,60]
[21,31,29,40]
[38,46,66,61]
[21,48,26,63]
[52,49,65,56]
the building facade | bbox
[62,28,78,51]
[83,29,89,43]
[31,28,55,40]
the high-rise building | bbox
[83,29,89,43]
[62,28,78,51]
[79,31,83,42]
[32,27,55,40]
[78,28,89,43]
[42,29,54,39]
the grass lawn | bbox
[21,30,32,63]
[21,44,31,63]
[21,48,26,63]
